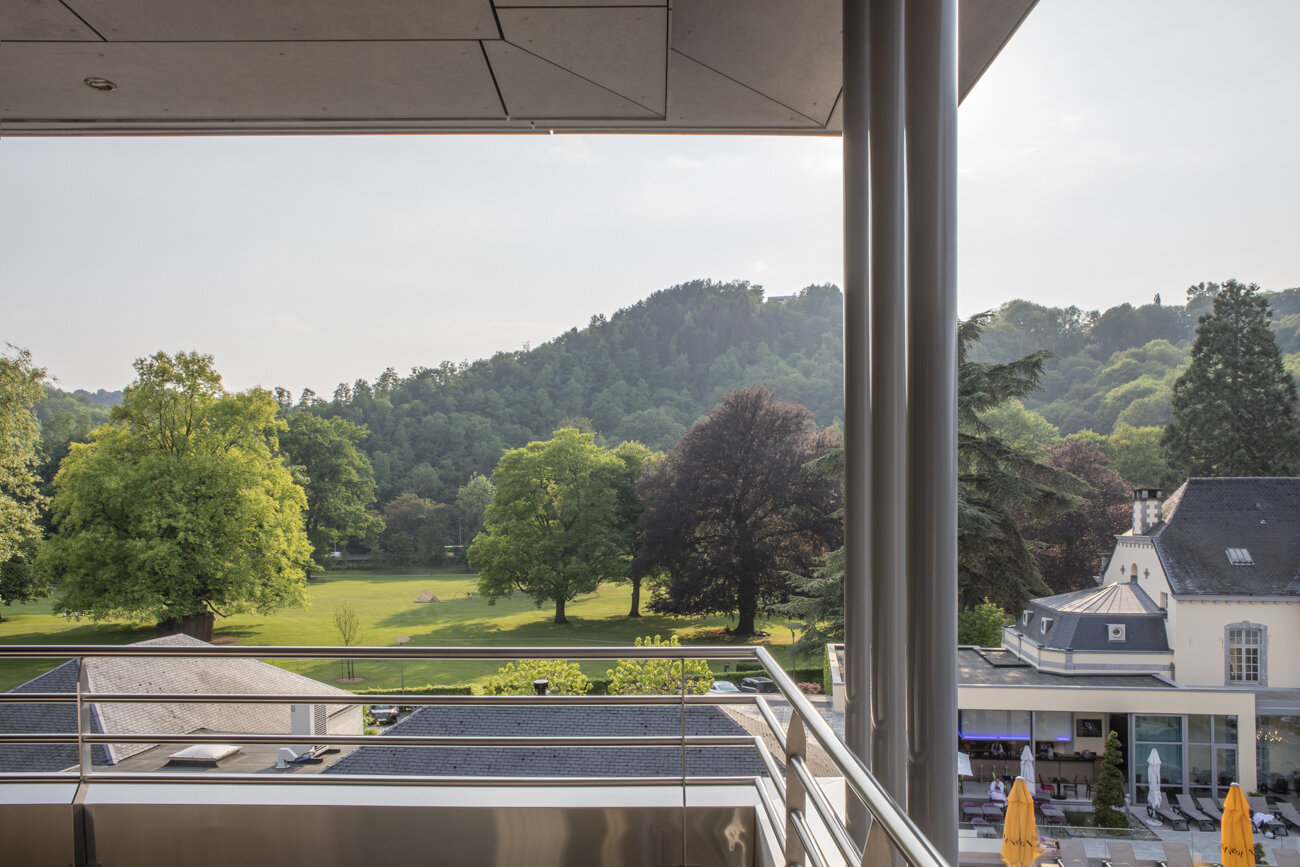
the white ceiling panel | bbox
[0,0,102,40]
[498,6,666,113]
[666,51,820,131]
[672,0,841,126]
[0,42,505,121]
[59,0,498,41]
[485,41,659,121]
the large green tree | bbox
[607,440,657,617]
[39,352,312,638]
[0,347,50,617]
[467,428,627,624]
[279,411,381,568]
[1162,279,1300,476]
[634,387,841,636]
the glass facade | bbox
[1133,714,1240,802]
[1256,715,1300,797]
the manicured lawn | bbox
[0,569,800,691]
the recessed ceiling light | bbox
[83,77,118,92]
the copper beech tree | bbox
[633,387,841,636]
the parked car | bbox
[738,677,778,694]
[707,680,741,695]
[369,705,399,725]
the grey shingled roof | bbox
[325,705,770,779]
[0,659,110,772]
[2,634,360,770]
[1015,582,1170,653]
[1149,478,1300,597]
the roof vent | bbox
[1225,547,1253,566]
[1107,624,1127,642]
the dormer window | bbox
[1040,617,1053,635]
[1225,548,1253,566]
[1022,610,1032,626]
[1107,624,1127,642]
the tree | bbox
[633,387,841,636]
[0,348,49,618]
[467,428,627,623]
[1103,424,1179,490]
[1019,440,1131,594]
[1092,730,1127,828]
[605,635,713,695]
[775,448,845,652]
[958,315,1084,612]
[39,352,312,638]
[484,659,591,696]
[1163,279,1300,476]
[379,493,434,567]
[453,473,494,548]
[279,412,381,570]
[333,601,362,681]
[607,440,656,617]
[957,599,1010,648]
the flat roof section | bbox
[958,648,1174,689]
[0,0,1037,136]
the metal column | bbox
[905,0,960,862]
[840,0,873,846]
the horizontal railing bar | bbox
[0,771,761,787]
[754,647,948,867]
[790,808,831,867]
[0,692,755,706]
[0,644,761,660]
[0,732,761,747]
[791,753,863,866]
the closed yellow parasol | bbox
[1221,783,1255,867]
[1001,776,1042,867]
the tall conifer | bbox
[1162,280,1300,476]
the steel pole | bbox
[869,0,908,810]
[841,0,873,846]
[905,0,960,861]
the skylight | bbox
[1225,547,1254,566]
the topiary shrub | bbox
[1092,730,1128,828]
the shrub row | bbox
[351,684,473,696]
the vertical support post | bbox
[785,714,808,867]
[77,658,92,779]
[869,0,908,811]
[841,0,873,847]
[905,0,959,862]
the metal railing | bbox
[0,643,949,867]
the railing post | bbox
[77,657,92,779]
[785,713,807,866]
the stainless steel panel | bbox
[0,803,77,866]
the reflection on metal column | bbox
[905,0,960,862]
[840,0,873,848]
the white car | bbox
[707,680,741,695]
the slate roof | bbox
[0,659,109,772]
[1,634,360,770]
[1013,582,1170,653]
[324,704,770,779]
[1150,478,1300,597]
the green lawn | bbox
[0,569,800,691]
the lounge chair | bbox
[1197,796,1224,823]
[1273,849,1300,867]
[1040,804,1067,826]
[1101,841,1137,867]
[981,803,1004,822]
[1153,804,1189,831]
[1154,842,1194,867]
[1175,793,1216,830]
[1249,795,1288,836]
[1275,800,1300,832]
[1056,838,1091,867]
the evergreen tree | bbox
[1163,279,1300,475]
[1092,730,1127,828]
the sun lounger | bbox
[1276,800,1300,831]
[1272,849,1300,867]
[1101,841,1137,867]
[1197,796,1224,823]
[1056,838,1091,867]
[1154,842,1194,867]
[1175,793,1216,830]
[1153,804,1189,831]
[1250,796,1288,836]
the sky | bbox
[2,0,1297,396]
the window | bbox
[1107,623,1126,642]
[1022,610,1032,626]
[1226,624,1265,685]
[1225,547,1253,566]
[1160,592,1168,609]
[1040,617,1054,635]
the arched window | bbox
[1225,623,1266,686]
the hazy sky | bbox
[2,0,1297,396]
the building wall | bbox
[1172,600,1300,689]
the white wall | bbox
[1172,600,1300,689]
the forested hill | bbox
[307,280,845,504]
[967,284,1300,437]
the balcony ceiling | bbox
[0,0,1034,136]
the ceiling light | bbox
[83,77,118,92]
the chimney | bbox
[1132,488,1163,535]
[532,678,549,696]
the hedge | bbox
[351,684,473,696]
